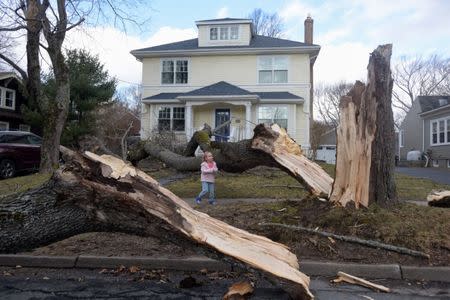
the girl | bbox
[195,151,218,205]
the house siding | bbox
[423,108,450,167]
[140,53,311,146]
[399,99,423,160]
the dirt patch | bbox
[21,199,450,266]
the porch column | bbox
[185,103,193,139]
[245,102,252,139]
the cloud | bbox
[216,6,229,19]
[64,25,196,86]
[314,42,372,84]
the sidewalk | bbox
[0,254,449,283]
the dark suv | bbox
[0,131,42,179]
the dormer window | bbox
[210,26,239,40]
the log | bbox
[333,271,391,292]
[0,147,313,299]
[330,44,397,208]
[259,222,430,259]
[427,190,450,207]
[251,124,333,198]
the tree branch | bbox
[0,52,27,80]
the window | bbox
[209,26,239,40]
[210,27,218,40]
[258,106,288,129]
[448,160,450,168]
[220,27,229,40]
[158,107,185,131]
[258,56,288,84]
[230,26,239,39]
[0,87,16,109]
[430,118,450,145]
[0,121,9,131]
[399,130,404,147]
[27,135,42,145]
[161,59,188,84]
[19,124,31,132]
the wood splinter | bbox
[333,271,391,293]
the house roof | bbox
[0,72,22,82]
[418,95,450,113]
[142,81,303,103]
[196,18,252,23]
[131,35,319,58]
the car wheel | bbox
[0,159,16,179]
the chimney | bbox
[304,14,313,44]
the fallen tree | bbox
[140,123,333,198]
[0,147,313,299]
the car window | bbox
[27,135,42,145]
[0,134,30,144]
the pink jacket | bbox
[200,161,218,182]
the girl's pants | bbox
[197,181,215,202]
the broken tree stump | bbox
[0,147,313,299]
[427,190,450,207]
[251,123,333,198]
[330,44,397,208]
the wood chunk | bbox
[427,190,450,207]
[333,271,390,292]
[223,281,254,300]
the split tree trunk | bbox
[427,190,450,207]
[330,44,396,208]
[0,148,313,299]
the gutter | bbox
[131,46,321,59]
[419,104,450,117]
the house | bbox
[399,95,450,168]
[315,128,337,164]
[131,16,320,148]
[0,72,33,132]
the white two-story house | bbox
[131,16,320,147]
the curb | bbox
[1,255,449,282]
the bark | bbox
[0,148,313,299]
[427,190,450,207]
[330,44,397,208]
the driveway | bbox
[396,167,450,185]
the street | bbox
[1,267,449,299]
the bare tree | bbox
[392,54,450,114]
[0,0,147,174]
[314,81,353,128]
[248,8,284,38]
[310,120,331,160]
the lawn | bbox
[164,164,450,201]
[0,173,51,198]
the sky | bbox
[5,0,450,90]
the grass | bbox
[0,173,51,197]
[165,164,450,201]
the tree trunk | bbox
[427,190,450,207]
[142,124,333,197]
[330,44,397,208]
[0,148,313,299]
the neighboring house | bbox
[0,72,33,132]
[315,128,336,164]
[131,17,320,148]
[399,95,450,168]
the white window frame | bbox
[257,56,289,84]
[156,105,186,132]
[0,87,16,110]
[209,26,239,41]
[160,58,189,85]
[430,117,450,146]
[257,105,289,130]
[19,124,31,132]
[0,121,9,131]
[447,159,450,168]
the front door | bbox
[215,109,231,142]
